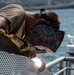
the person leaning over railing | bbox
[0,4,64,74]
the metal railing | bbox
[46,56,74,75]
[1,51,74,75]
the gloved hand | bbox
[32,57,45,72]
[38,59,45,72]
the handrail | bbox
[64,56,74,61]
[46,56,65,69]
[1,51,74,75]
[46,56,74,75]
[54,67,67,75]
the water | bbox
[29,9,74,73]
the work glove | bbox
[0,29,37,58]
[38,59,45,72]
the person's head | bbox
[25,9,60,35]
[24,9,64,53]
[34,9,61,31]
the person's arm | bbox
[0,16,37,58]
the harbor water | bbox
[28,8,74,74]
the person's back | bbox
[0,4,26,38]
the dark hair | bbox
[40,8,60,30]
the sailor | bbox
[0,4,64,73]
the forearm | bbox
[0,29,36,58]
[0,16,36,58]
